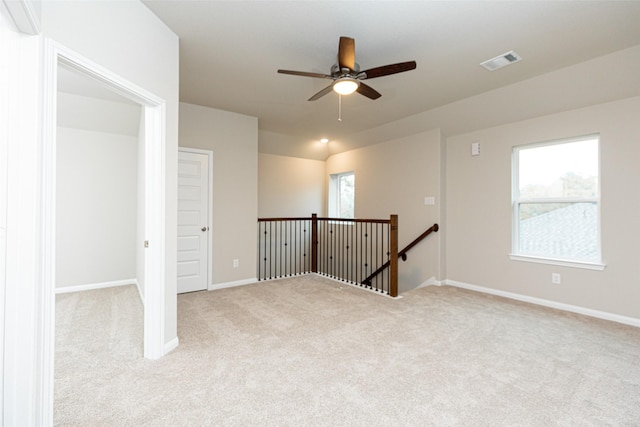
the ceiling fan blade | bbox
[360,61,417,79]
[278,69,332,79]
[356,82,382,100]
[308,84,334,101]
[338,36,355,71]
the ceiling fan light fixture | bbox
[332,77,360,95]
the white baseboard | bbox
[208,277,258,291]
[415,276,443,289]
[134,279,144,306]
[444,279,640,328]
[55,278,137,294]
[163,336,179,355]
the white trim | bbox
[134,278,144,305]
[55,279,137,294]
[509,254,606,271]
[208,277,258,291]
[3,0,40,35]
[39,39,170,424]
[142,101,167,361]
[39,35,57,427]
[414,276,443,289]
[179,147,214,292]
[511,134,602,265]
[178,146,212,155]
[163,336,179,355]
[444,279,640,328]
[2,24,42,424]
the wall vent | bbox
[480,50,522,71]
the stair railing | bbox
[362,223,439,289]
[258,214,400,296]
[257,216,438,297]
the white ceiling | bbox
[142,1,640,159]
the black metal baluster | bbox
[293,220,297,275]
[321,220,325,275]
[338,222,342,280]
[386,222,390,295]
[302,221,307,273]
[330,222,334,277]
[348,222,351,282]
[358,222,363,287]
[370,222,375,291]
[364,223,368,289]
[375,223,380,291]
[269,221,273,279]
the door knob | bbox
[201,226,208,232]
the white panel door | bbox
[178,151,209,293]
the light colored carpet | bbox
[55,275,640,426]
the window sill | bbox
[509,254,606,271]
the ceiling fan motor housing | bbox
[331,63,360,76]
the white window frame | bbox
[510,134,605,270]
[328,171,355,219]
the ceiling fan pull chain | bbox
[338,94,342,122]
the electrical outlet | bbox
[233,259,239,268]
[551,273,561,284]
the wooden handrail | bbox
[257,216,391,224]
[362,223,439,288]
[399,223,439,261]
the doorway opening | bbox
[39,40,169,418]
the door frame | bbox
[39,39,168,420]
[178,147,213,291]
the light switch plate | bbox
[424,196,435,205]
[471,142,481,156]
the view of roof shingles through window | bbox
[519,203,598,261]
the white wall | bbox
[326,129,444,293]
[41,0,180,346]
[56,127,137,288]
[179,102,259,286]
[57,91,140,135]
[55,91,141,291]
[258,153,325,217]
[446,96,640,319]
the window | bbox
[329,172,355,218]
[512,135,602,268]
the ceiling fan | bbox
[278,36,417,101]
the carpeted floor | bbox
[55,275,640,426]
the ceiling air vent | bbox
[480,50,522,71]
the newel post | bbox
[311,213,318,273]
[389,214,399,297]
